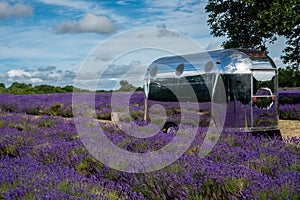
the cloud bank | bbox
[0,67,76,86]
[0,60,144,90]
[54,13,117,34]
[0,2,33,19]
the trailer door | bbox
[251,69,278,129]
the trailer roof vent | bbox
[176,63,184,76]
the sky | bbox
[0,0,286,90]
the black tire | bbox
[162,122,178,134]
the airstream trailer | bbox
[143,48,281,137]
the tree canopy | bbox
[205,0,299,69]
[118,80,143,92]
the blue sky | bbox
[0,0,286,89]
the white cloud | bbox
[116,1,127,6]
[146,0,198,9]
[273,57,285,69]
[39,0,91,11]
[0,72,6,79]
[37,66,57,71]
[29,78,43,83]
[142,0,210,40]
[48,71,63,80]
[95,54,114,62]
[0,26,101,71]
[54,13,117,34]
[205,42,223,51]
[267,36,286,58]
[156,26,183,38]
[39,0,128,23]
[0,1,33,19]
[7,69,31,78]
[74,60,145,90]
[1,67,77,86]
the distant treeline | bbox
[0,80,143,94]
[0,82,83,94]
[278,68,300,88]
[0,68,299,94]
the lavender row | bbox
[0,92,209,123]
[279,104,300,120]
[1,91,300,121]
[278,90,300,120]
[0,93,114,119]
[1,113,299,199]
[279,90,300,105]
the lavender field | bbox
[1,90,300,121]
[279,90,300,120]
[0,92,300,199]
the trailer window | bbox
[253,70,276,96]
[253,74,276,94]
[221,74,251,104]
[252,70,276,109]
[176,64,184,76]
[150,66,158,77]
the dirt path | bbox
[279,120,300,138]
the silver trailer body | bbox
[144,49,280,136]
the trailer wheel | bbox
[162,123,178,134]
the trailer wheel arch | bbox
[162,122,178,134]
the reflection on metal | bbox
[253,70,275,81]
[144,78,150,98]
[144,48,280,135]
[256,87,272,95]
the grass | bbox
[279,119,300,139]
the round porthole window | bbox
[176,63,184,76]
[253,88,274,109]
[150,66,158,78]
[205,61,214,72]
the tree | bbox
[62,85,74,92]
[0,83,6,93]
[205,0,276,52]
[9,82,32,89]
[255,0,300,69]
[118,80,136,91]
[8,82,33,94]
[278,68,300,87]
[33,84,65,93]
[281,25,300,70]
[205,0,299,68]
